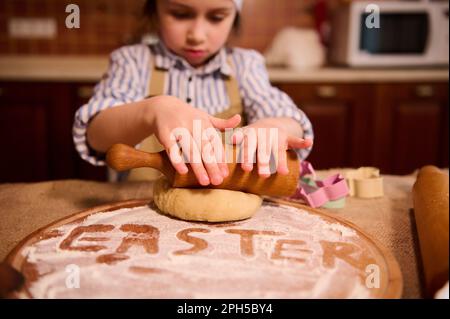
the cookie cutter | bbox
[299,175,348,208]
[289,161,349,208]
[344,167,384,198]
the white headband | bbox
[233,0,243,11]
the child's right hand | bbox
[145,95,241,186]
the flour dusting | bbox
[16,202,383,298]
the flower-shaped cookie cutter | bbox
[290,161,349,208]
[344,167,384,198]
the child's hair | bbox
[143,0,242,35]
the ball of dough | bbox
[153,177,263,222]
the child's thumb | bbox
[209,114,241,131]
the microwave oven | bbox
[329,0,449,67]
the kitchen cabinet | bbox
[0,78,448,182]
[275,83,374,169]
[275,81,449,174]
[0,81,106,182]
[372,83,449,174]
[0,82,72,182]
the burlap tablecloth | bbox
[0,172,423,298]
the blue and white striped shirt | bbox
[73,41,314,167]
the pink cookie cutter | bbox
[290,161,349,208]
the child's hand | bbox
[146,95,241,186]
[231,118,313,177]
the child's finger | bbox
[160,133,189,175]
[241,129,257,172]
[231,128,244,145]
[201,138,223,186]
[166,142,189,175]
[213,133,230,178]
[257,137,272,178]
[209,114,241,131]
[181,136,211,186]
[287,136,313,149]
[203,125,229,179]
[276,145,289,175]
[164,132,210,186]
[200,128,224,185]
[217,157,229,179]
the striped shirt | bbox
[73,41,314,169]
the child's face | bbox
[156,0,237,67]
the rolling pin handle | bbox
[106,143,167,173]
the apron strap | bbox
[214,57,246,127]
[128,53,166,181]
[149,65,166,97]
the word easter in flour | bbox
[57,224,375,273]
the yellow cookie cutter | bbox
[344,167,384,198]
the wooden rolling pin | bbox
[412,166,449,298]
[106,143,300,197]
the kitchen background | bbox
[0,0,338,54]
[0,0,448,182]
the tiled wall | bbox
[0,0,339,55]
[0,0,143,54]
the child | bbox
[73,0,314,186]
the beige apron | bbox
[128,55,245,181]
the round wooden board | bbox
[6,198,402,299]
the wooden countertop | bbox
[0,55,448,83]
[0,56,110,82]
[269,66,449,83]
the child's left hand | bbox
[231,117,313,177]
